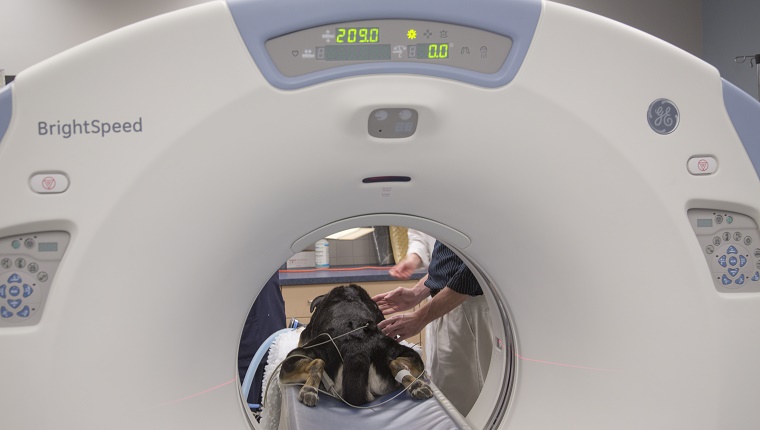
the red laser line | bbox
[161,378,237,407]
[510,348,618,373]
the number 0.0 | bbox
[427,43,449,59]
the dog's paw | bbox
[409,380,433,400]
[299,385,320,407]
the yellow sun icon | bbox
[407,29,417,40]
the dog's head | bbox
[308,284,384,326]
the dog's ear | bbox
[309,294,327,313]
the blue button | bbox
[727,246,739,254]
[737,274,746,285]
[718,255,727,267]
[8,286,19,297]
[0,285,5,299]
[740,256,748,267]
[22,285,33,298]
[7,299,21,309]
[729,256,738,266]
[754,272,760,282]
[7,274,22,283]
[728,268,740,277]
[17,306,29,318]
[0,306,12,318]
[722,275,733,285]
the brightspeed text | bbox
[38,118,143,139]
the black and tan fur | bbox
[280,284,433,406]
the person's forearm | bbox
[415,287,468,326]
[410,274,430,303]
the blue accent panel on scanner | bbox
[0,84,12,146]
[226,0,542,89]
[722,79,760,181]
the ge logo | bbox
[647,98,679,135]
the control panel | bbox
[689,209,760,293]
[0,232,70,326]
[266,19,513,77]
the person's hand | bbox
[377,312,425,341]
[372,286,423,315]
[389,254,422,280]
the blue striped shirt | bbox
[424,241,483,297]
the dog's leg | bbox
[389,357,433,400]
[280,355,326,407]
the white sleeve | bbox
[406,229,436,269]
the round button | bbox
[1,258,11,269]
[24,239,35,249]
[723,232,731,242]
[716,215,724,224]
[745,236,753,246]
[9,286,20,297]
[37,272,49,282]
[734,232,743,241]
[706,245,715,254]
[27,263,39,274]
[713,237,722,246]
[14,258,26,269]
[727,216,734,224]
[11,240,20,249]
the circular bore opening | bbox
[237,222,515,429]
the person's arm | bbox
[388,253,423,280]
[372,275,429,314]
[406,229,435,269]
[377,287,468,341]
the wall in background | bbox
[702,0,760,99]
[2,0,209,75]
[555,0,702,57]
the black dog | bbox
[279,284,433,406]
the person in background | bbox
[238,271,286,409]
[388,228,436,280]
[373,241,492,415]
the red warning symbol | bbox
[41,176,57,191]
[697,159,709,172]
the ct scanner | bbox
[2,0,760,428]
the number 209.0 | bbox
[336,27,379,44]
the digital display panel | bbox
[38,242,58,252]
[266,19,513,77]
[697,219,713,228]
[324,45,391,61]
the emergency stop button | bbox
[687,156,718,175]
[29,173,69,194]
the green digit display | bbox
[335,27,380,44]
[417,43,450,59]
